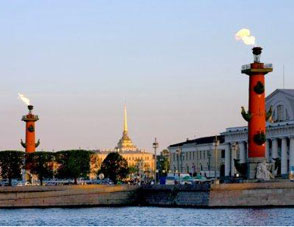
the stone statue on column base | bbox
[256,161,274,181]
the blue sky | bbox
[0,1,293,151]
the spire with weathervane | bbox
[116,105,137,152]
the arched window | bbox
[277,104,284,122]
[286,108,290,121]
[273,104,290,122]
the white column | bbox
[265,140,270,162]
[281,137,288,176]
[225,144,231,177]
[239,142,246,164]
[271,138,278,160]
[231,144,236,176]
[290,137,294,174]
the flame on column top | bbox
[235,28,256,46]
[18,93,30,106]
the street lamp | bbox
[214,136,220,179]
[231,143,237,176]
[208,151,211,178]
[176,148,183,174]
[153,138,159,184]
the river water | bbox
[0,207,293,226]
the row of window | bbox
[172,150,210,162]
[171,150,225,162]
[125,156,150,161]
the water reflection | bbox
[0,207,293,226]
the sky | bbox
[0,0,293,152]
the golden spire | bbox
[116,104,137,152]
[124,104,128,133]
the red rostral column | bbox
[241,47,273,179]
[21,105,40,153]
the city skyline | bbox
[0,1,294,151]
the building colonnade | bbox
[224,136,294,178]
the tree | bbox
[0,151,24,186]
[26,152,54,185]
[55,150,92,184]
[128,165,139,175]
[99,152,129,183]
[157,153,170,177]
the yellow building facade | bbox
[90,106,155,179]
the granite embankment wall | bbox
[140,184,210,207]
[0,185,139,208]
[1,182,294,208]
[140,181,294,207]
[210,181,294,207]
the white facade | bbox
[222,89,294,178]
[168,136,226,177]
[168,89,294,179]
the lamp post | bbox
[153,138,159,184]
[214,136,220,179]
[208,151,211,178]
[176,147,181,176]
[176,147,182,184]
[231,143,237,177]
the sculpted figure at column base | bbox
[256,161,275,181]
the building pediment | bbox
[266,89,294,122]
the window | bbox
[277,105,284,121]
[221,150,225,159]
[286,109,290,121]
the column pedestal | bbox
[247,157,266,179]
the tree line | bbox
[0,150,129,186]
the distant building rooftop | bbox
[168,135,224,148]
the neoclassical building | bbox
[168,89,294,178]
[168,136,226,177]
[90,106,155,179]
[222,89,294,178]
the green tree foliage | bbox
[55,150,92,184]
[99,152,129,183]
[0,151,24,186]
[26,152,54,185]
[128,165,139,175]
[157,155,170,177]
